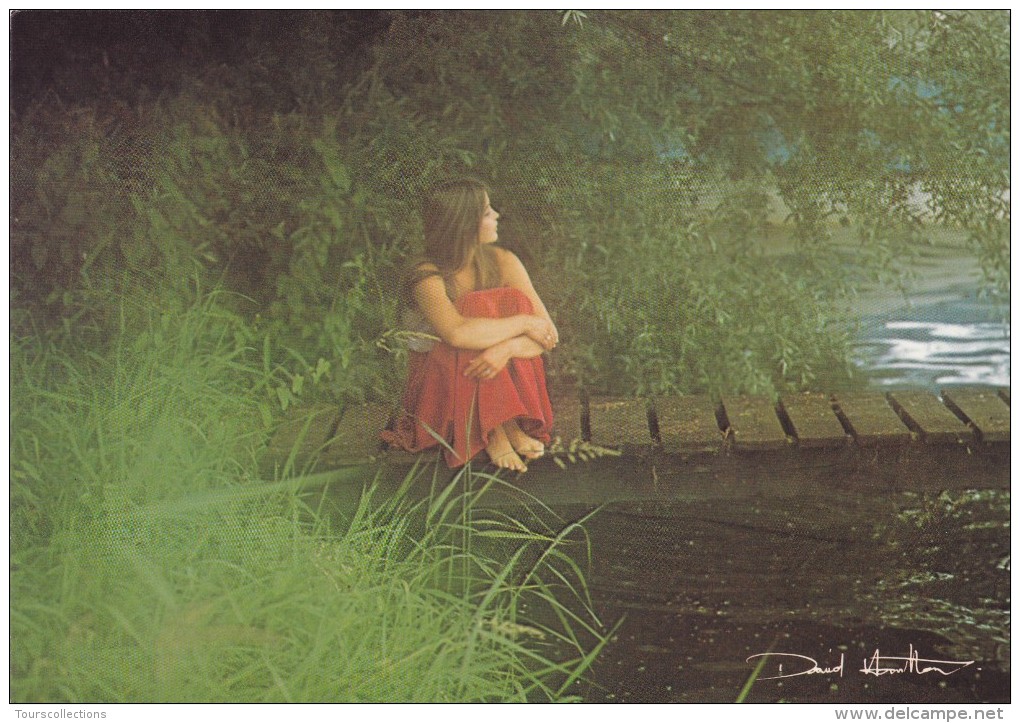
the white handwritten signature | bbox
[747,645,974,681]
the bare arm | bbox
[461,249,557,381]
[505,335,546,358]
[463,335,545,380]
[496,249,558,337]
[412,271,555,351]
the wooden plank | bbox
[941,388,1010,443]
[832,392,911,446]
[654,395,723,453]
[720,395,789,451]
[779,392,849,448]
[551,394,585,444]
[346,443,1010,509]
[887,391,975,445]
[325,402,393,462]
[588,397,653,449]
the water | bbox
[560,490,1011,704]
[849,249,1009,391]
[853,288,1010,390]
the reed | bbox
[10,290,607,702]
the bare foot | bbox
[503,419,545,460]
[486,424,528,473]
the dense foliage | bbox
[11,10,1009,402]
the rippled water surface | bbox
[854,293,1010,390]
[850,247,1009,391]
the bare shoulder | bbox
[407,263,446,303]
[413,260,441,275]
[409,261,442,291]
[492,246,529,277]
[411,268,445,297]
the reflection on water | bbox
[852,283,1010,391]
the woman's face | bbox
[478,194,499,244]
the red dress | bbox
[382,286,554,468]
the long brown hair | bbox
[402,177,500,304]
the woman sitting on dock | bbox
[382,178,558,472]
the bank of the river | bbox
[9,302,606,703]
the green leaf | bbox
[30,243,48,270]
[276,386,292,411]
[329,163,352,194]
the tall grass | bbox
[10,291,607,702]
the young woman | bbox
[382,178,557,472]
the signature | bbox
[860,645,974,677]
[747,645,974,681]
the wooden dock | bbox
[263,387,1010,505]
[263,388,1011,683]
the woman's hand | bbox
[524,316,558,351]
[464,342,514,380]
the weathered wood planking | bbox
[588,397,653,449]
[653,396,723,453]
[887,391,975,445]
[271,386,1010,491]
[941,388,1011,443]
[551,394,585,444]
[832,392,912,446]
[720,395,789,450]
[779,392,849,448]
